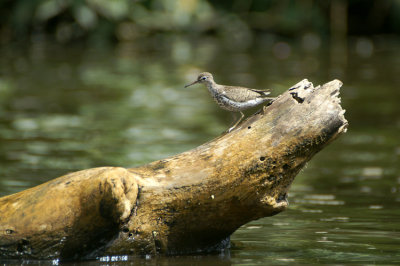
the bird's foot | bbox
[227,126,236,133]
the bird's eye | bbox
[201,76,207,80]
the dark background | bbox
[0,0,399,44]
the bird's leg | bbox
[227,112,237,132]
[228,111,245,132]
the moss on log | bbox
[0,79,348,260]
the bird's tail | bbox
[252,89,271,97]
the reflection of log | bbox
[0,79,347,260]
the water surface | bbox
[0,38,399,264]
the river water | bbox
[0,37,399,264]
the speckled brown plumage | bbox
[185,72,274,131]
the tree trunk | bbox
[0,79,348,260]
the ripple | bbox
[369,205,383,209]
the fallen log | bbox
[0,79,348,260]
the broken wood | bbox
[0,79,348,260]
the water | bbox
[0,37,399,264]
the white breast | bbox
[219,96,267,111]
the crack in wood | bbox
[290,92,305,103]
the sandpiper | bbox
[185,72,274,132]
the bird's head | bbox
[184,72,214,88]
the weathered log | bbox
[0,79,347,260]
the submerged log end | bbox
[0,167,139,260]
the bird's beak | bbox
[184,80,199,88]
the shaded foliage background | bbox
[0,0,399,44]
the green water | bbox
[0,38,399,264]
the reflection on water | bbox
[0,37,399,264]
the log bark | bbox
[0,79,348,260]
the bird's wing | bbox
[221,86,270,102]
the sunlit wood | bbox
[0,79,347,260]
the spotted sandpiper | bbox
[185,72,275,132]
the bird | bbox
[185,72,274,132]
